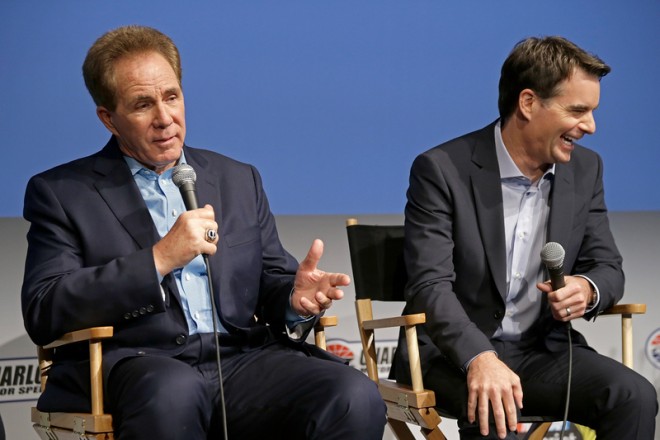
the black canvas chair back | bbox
[346,223,407,302]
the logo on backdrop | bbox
[645,328,660,370]
[326,338,398,378]
[0,357,41,403]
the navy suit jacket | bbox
[394,122,624,376]
[22,137,321,410]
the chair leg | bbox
[420,426,447,440]
[387,418,417,440]
[523,421,551,440]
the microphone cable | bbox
[203,255,229,440]
[559,322,572,440]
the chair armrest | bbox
[362,313,426,331]
[317,316,338,328]
[43,326,114,350]
[314,316,338,351]
[600,303,646,316]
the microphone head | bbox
[172,163,197,188]
[541,242,565,269]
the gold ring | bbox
[205,229,217,243]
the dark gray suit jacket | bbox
[22,137,326,410]
[395,121,624,375]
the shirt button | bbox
[515,272,522,279]
[172,209,177,217]
[185,274,191,281]
[193,312,200,320]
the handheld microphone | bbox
[172,164,199,211]
[540,242,566,290]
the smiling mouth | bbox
[561,135,575,146]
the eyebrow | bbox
[567,104,594,112]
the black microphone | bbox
[540,242,566,290]
[172,164,199,210]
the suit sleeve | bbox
[247,166,301,332]
[21,174,166,346]
[571,153,624,318]
[404,153,495,369]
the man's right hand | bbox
[152,204,219,275]
[466,351,523,439]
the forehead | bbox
[552,69,601,105]
[112,52,180,98]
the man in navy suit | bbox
[392,36,657,439]
[22,25,385,440]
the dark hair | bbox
[498,36,610,124]
[82,25,182,111]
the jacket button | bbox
[124,313,132,320]
[132,310,139,318]
[175,334,187,345]
[137,351,146,355]
[493,310,503,319]
[146,304,154,313]
[139,307,147,315]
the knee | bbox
[109,360,212,439]
[630,374,658,413]
[140,367,209,415]
[330,368,387,426]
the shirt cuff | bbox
[286,289,315,340]
[575,274,600,312]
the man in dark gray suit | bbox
[22,25,385,440]
[392,36,657,439]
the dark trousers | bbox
[420,337,657,439]
[107,333,386,440]
[0,411,5,440]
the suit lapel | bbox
[92,139,160,250]
[470,125,507,299]
[547,163,575,247]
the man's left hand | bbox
[538,275,593,321]
[291,239,351,316]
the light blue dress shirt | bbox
[493,123,554,341]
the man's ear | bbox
[518,89,536,121]
[96,106,119,136]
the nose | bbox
[579,111,596,135]
[153,101,173,128]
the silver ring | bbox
[565,307,571,317]
[205,229,217,243]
